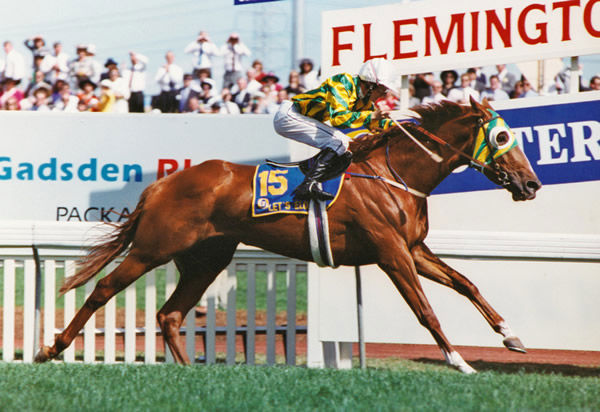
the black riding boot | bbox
[294,148,350,201]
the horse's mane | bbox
[349,101,470,160]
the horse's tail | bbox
[59,184,153,295]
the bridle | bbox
[347,110,517,198]
[394,112,515,189]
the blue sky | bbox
[2,0,599,95]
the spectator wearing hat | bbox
[298,58,319,90]
[122,51,148,113]
[100,58,119,81]
[2,41,26,84]
[198,78,217,110]
[221,32,251,89]
[69,44,101,90]
[77,79,99,111]
[154,51,183,113]
[440,70,458,97]
[0,77,25,108]
[184,31,220,79]
[22,82,52,111]
[97,79,116,112]
[178,73,200,113]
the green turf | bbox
[0,360,598,411]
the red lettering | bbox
[518,4,548,45]
[393,19,418,59]
[471,11,480,51]
[486,8,512,49]
[332,25,355,66]
[363,23,387,61]
[552,0,580,41]
[424,13,466,56]
[184,159,192,169]
[584,0,600,37]
[157,159,178,180]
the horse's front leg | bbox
[411,242,526,353]
[378,240,476,374]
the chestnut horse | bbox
[35,98,541,373]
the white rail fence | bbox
[1,242,307,364]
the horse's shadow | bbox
[415,358,599,377]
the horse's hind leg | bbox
[157,237,238,364]
[411,243,526,353]
[35,252,163,362]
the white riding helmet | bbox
[358,58,396,91]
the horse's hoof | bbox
[34,346,53,363]
[503,336,527,353]
[457,363,477,374]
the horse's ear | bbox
[469,95,486,114]
[481,97,492,109]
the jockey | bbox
[273,57,396,201]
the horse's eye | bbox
[495,132,509,146]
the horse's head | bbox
[467,97,541,201]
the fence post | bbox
[355,266,366,369]
[32,246,42,359]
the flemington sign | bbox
[321,0,600,77]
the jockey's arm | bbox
[325,84,393,133]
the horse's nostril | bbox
[526,180,541,192]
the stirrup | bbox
[294,181,335,201]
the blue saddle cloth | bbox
[251,163,344,217]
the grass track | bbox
[1,360,598,411]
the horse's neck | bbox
[368,131,469,195]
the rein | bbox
[404,117,512,188]
[346,112,514,197]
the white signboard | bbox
[321,0,600,78]
[0,112,290,222]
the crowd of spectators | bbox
[1,32,599,114]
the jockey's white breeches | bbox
[273,100,349,156]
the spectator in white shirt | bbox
[122,51,148,113]
[447,73,480,104]
[495,64,517,96]
[298,58,320,90]
[107,68,130,113]
[218,87,240,114]
[2,41,26,84]
[480,75,510,101]
[52,83,79,112]
[422,80,448,104]
[154,51,183,113]
[221,32,251,89]
[47,42,70,84]
[184,31,220,79]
